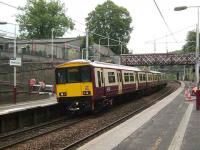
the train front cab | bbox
[55,64,94,111]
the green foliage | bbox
[16,0,74,39]
[182,30,200,52]
[86,0,132,54]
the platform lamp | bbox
[0,21,17,103]
[174,6,200,87]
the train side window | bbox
[124,73,129,82]
[108,72,116,83]
[143,74,146,81]
[97,71,101,87]
[130,73,134,82]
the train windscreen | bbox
[55,68,67,84]
[55,66,91,84]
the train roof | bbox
[56,59,142,71]
[56,59,164,74]
[150,70,162,74]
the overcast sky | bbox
[0,0,199,54]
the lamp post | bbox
[85,28,89,60]
[51,28,54,62]
[0,21,17,103]
[174,6,200,87]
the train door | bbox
[96,68,105,95]
[117,70,122,94]
[135,72,138,90]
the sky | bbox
[0,0,199,54]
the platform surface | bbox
[0,96,57,115]
[78,82,200,150]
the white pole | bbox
[51,28,54,62]
[196,8,199,87]
[154,39,156,53]
[86,28,89,60]
[82,49,84,59]
[98,39,101,61]
[14,24,16,103]
[183,65,186,81]
[108,34,109,48]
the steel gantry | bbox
[121,53,196,66]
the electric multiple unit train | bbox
[55,59,167,112]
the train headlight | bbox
[83,91,91,95]
[59,92,67,96]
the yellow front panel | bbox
[56,82,93,97]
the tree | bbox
[16,0,74,39]
[86,0,133,54]
[182,30,200,52]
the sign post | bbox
[9,58,22,66]
[9,57,22,103]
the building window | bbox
[108,72,116,83]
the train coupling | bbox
[68,102,80,111]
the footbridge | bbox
[120,52,196,66]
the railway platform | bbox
[0,96,59,133]
[78,81,200,150]
[0,96,57,115]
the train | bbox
[55,59,167,112]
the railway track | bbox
[0,116,84,149]
[0,82,178,150]
[61,86,176,150]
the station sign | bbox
[9,57,22,66]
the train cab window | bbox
[108,72,116,83]
[55,69,67,84]
[67,68,80,83]
[81,67,91,82]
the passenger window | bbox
[124,73,129,82]
[139,74,143,81]
[130,73,134,82]
[108,72,116,83]
[143,74,146,81]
